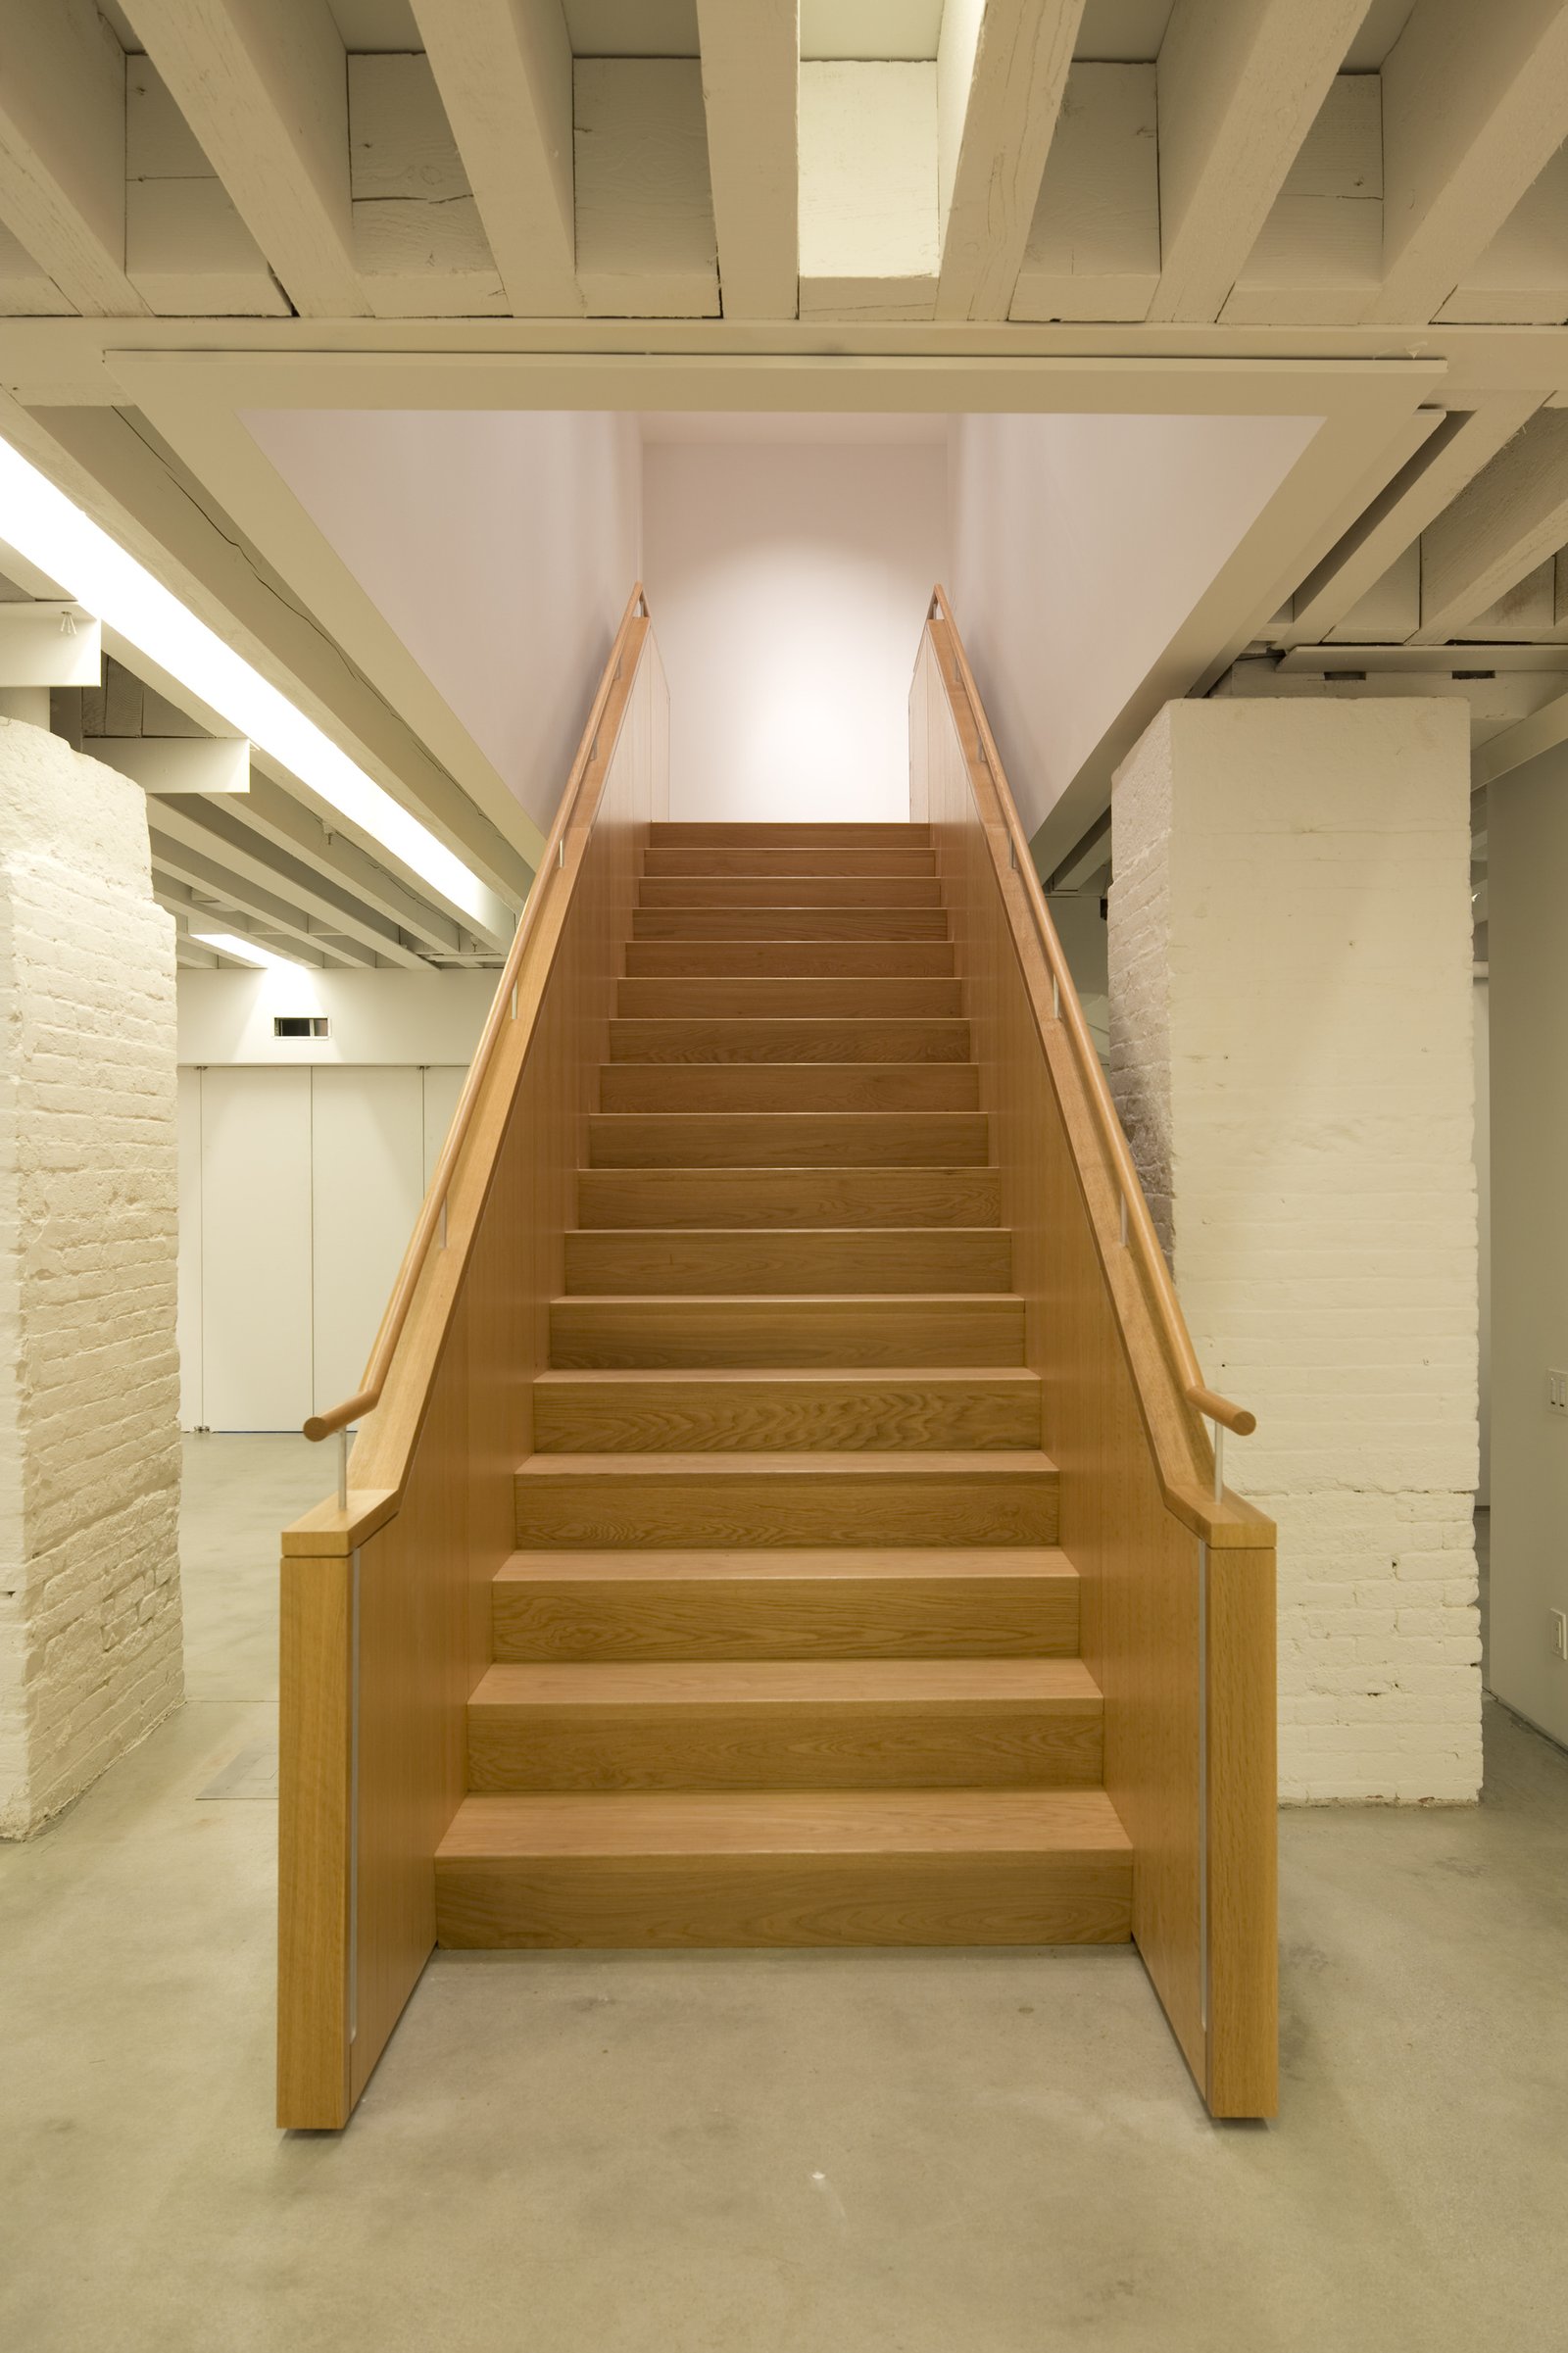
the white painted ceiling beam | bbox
[347,57,507,319]
[695,0,798,320]
[120,0,368,319]
[148,796,431,967]
[1010,63,1158,324]
[86,736,251,795]
[934,0,1086,322]
[574,60,719,318]
[1370,0,1568,326]
[410,0,582,317]
[1415,409,1568,643]
[1282,397,1544,645]
[149,835,369,968]
[1148,0,1374,324]
[0,0,146,316]
[226,770,464,957]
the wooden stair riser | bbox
[531,1371,1042,1452]
[643,847,937,877]
[550,1296,1024,1368]
[608,1018,972,1063]
[435,1848,1132,1947]
[467,1673,1102,1794]
[598,1063,979,1113]
[624,942,956,977]
[639,875,944,909]
[564,1228,1010,1296]
[649,822,931,847]
[513,1463,1058,1549]
[493,1552,1076,1659]
[588,1111,990,1167]
[575,1167,1003,1229]
[618,977,963,1018]
[633,908,951,943]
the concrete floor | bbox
[1,1439,1564,2353]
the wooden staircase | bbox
[434,821,1134,1947]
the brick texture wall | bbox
[0,720,181,1837]
[1108,698,1482,1803]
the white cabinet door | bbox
[311,1066,424,1426]
[200,1066,314,1431]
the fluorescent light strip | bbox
[0,436,497,931]
[191,930,311,972]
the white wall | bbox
[241,411,642,838]
[1111,697,1482,1803]
[1489,751,1568,1746]
[177,967,493,1066]
[642,434,947,821]
[948,412,1319,844]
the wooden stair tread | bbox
[516,1448,1056,1481]
[438,1787,1128,1860]
[495,1544,1074,1586]
[472,1657,1097,1706]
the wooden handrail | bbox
[302,582,650,1448]
[927,586,1257,1445]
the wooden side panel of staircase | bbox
[910,623,1278,2120]
[278,615,668,2129]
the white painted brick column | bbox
[0,720,181,1837]
[1108,699,1481,1803]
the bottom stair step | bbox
[435,1788,1133,1947]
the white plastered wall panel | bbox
[947,410,1320,840]
[239,410,643,836]
[642,436,948,821]
[1109,697,1482,1803]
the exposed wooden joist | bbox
[409,0,582,318]
[1010,64,1158,324]
[86,736,251,795]
[120,0,368,319]
[934,0,1086,322]
[148,796,431,967]
[1439,143,1568,328]
[574,60,719,319]
[1474,679,1568,785]
[224,770,464,957]
[1282,398,1544,644]
[694,0,798,320]
[1147,0,1373,324]
[1221,74,1382,328]
[1370,0,1568,326]
[347,57,507,319]
[150,835,367,969]
[125,54,285,318]
[1415,409,1568,643]
[0,0,146,316]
